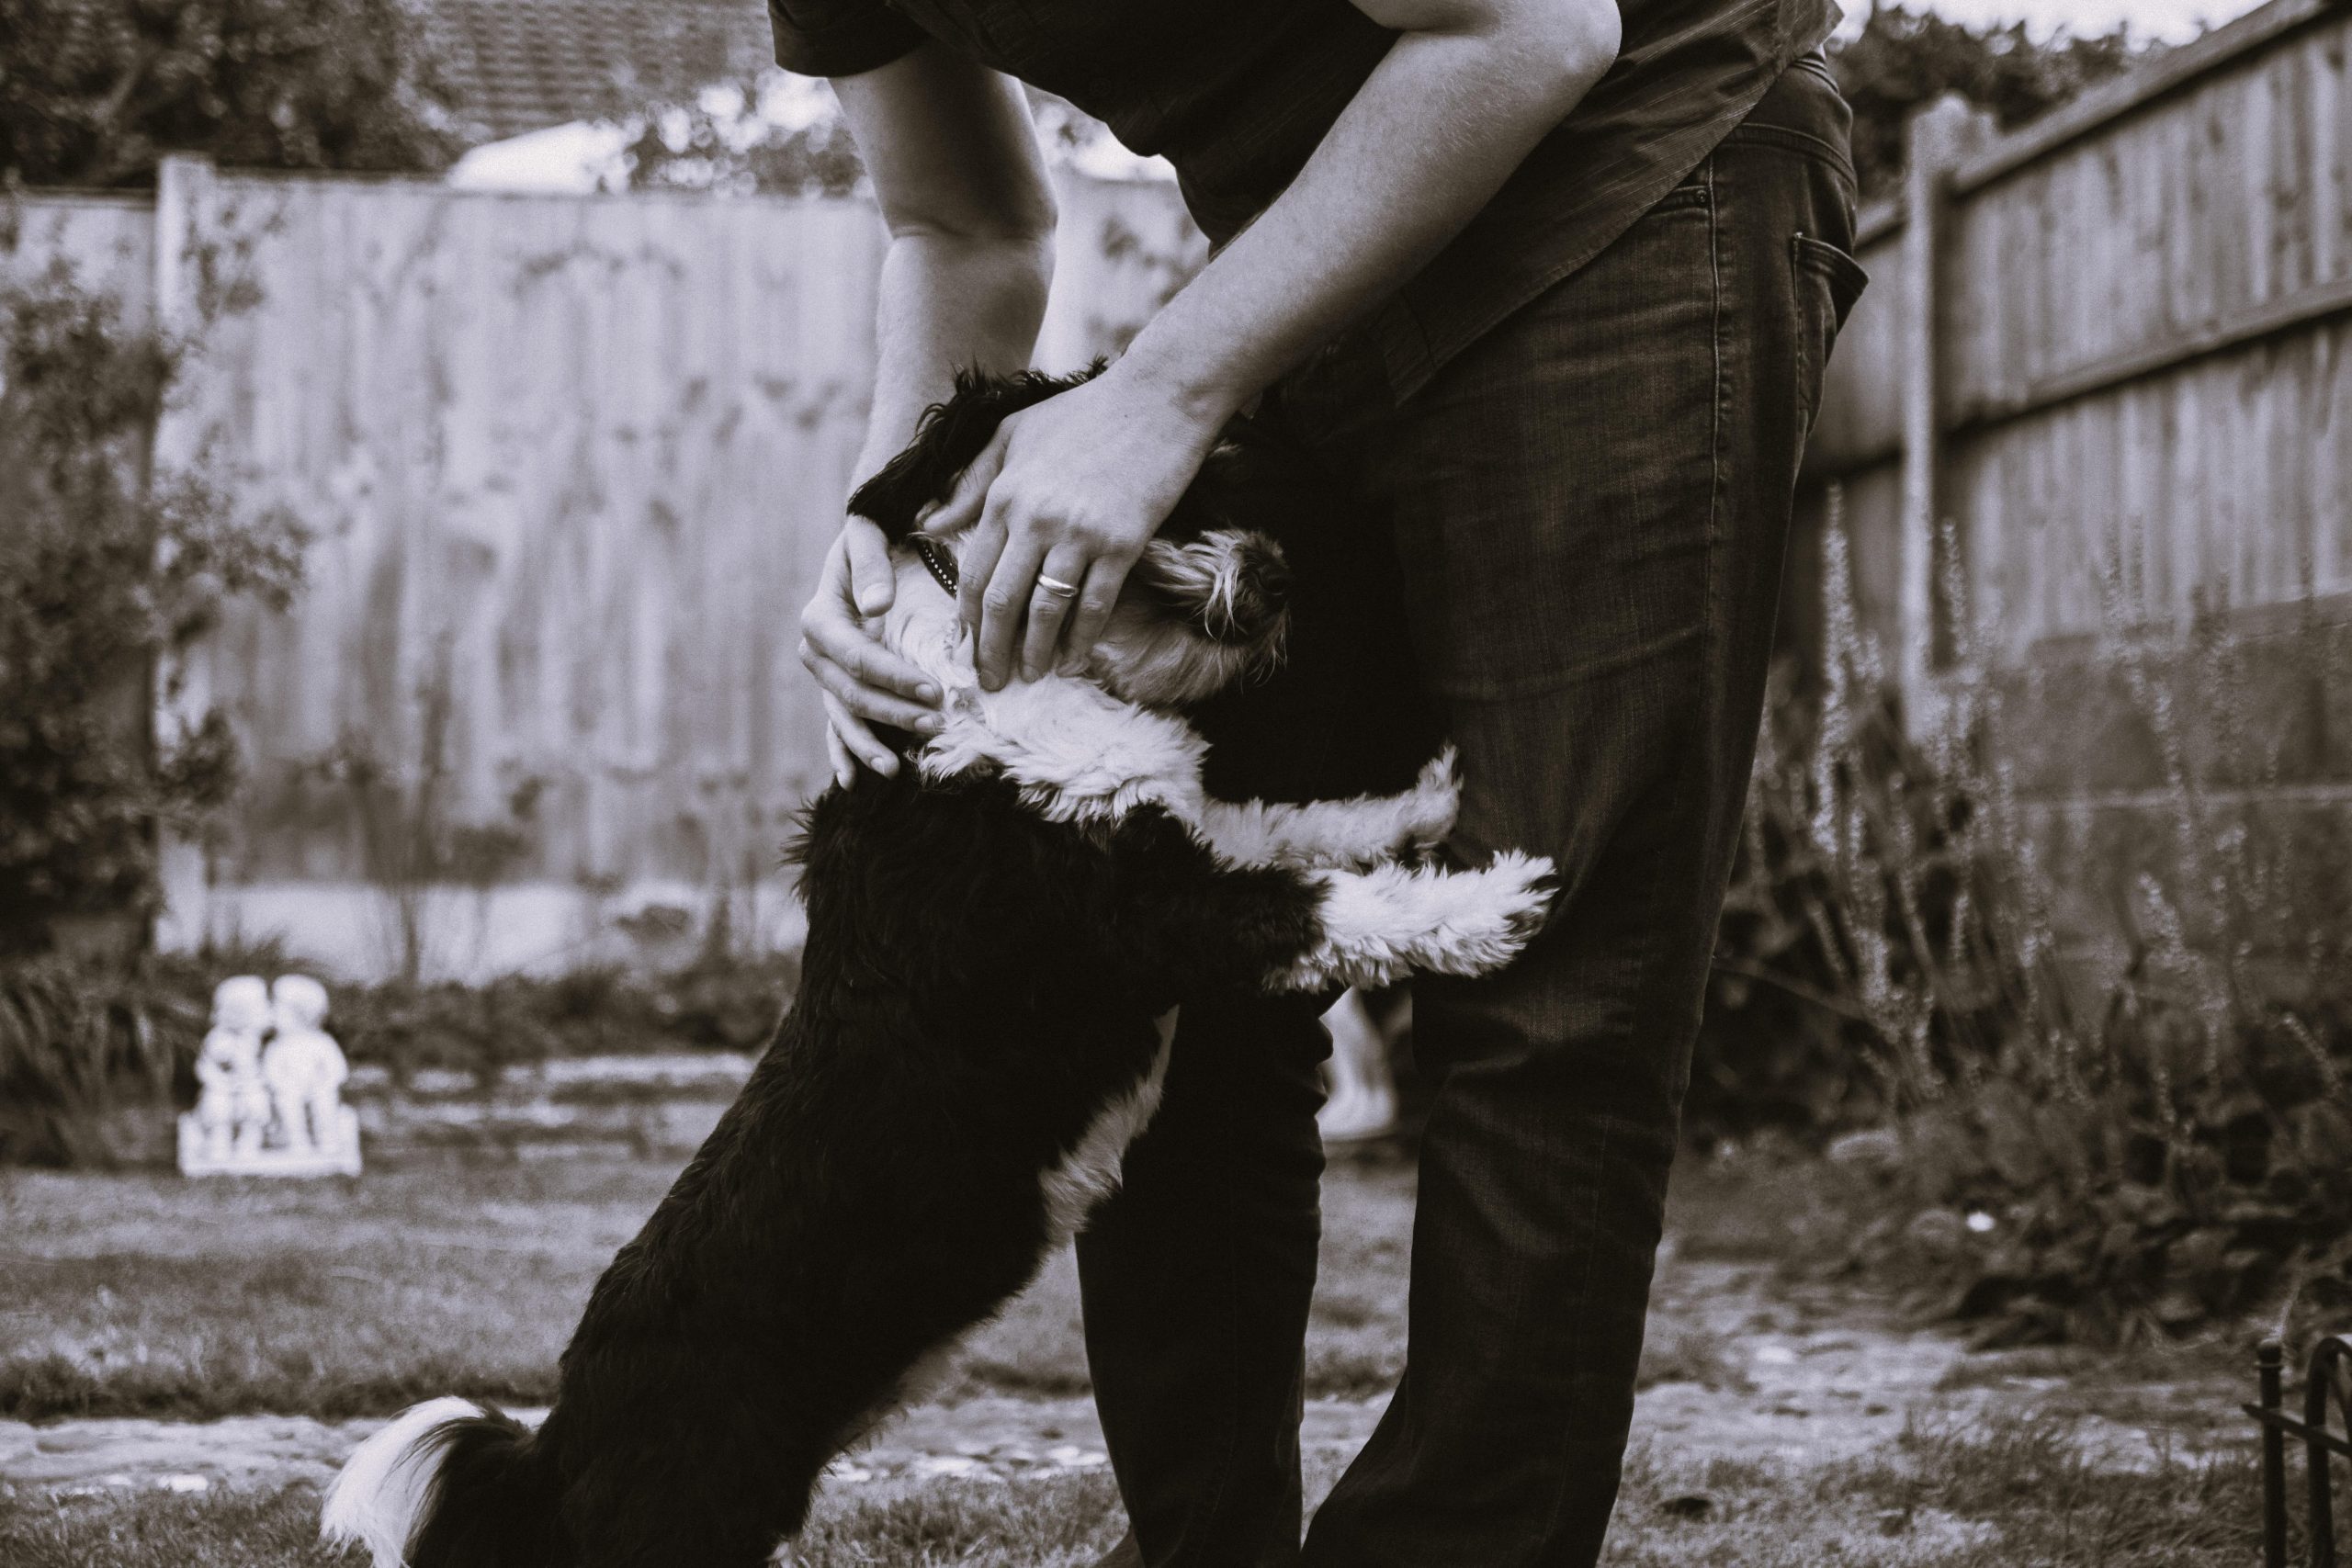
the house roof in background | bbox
[424,0,779,142]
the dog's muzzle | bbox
[1212,551,1291,645]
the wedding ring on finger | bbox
[1034,573,1080,600]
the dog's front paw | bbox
[1266,850,1555,994]
[1415,851,1555,976]
[1396,747,1461,854]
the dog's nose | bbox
[1227,553,1291,640]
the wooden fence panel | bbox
[1951,321,2352,657]
[1943,6,2352,423]
[8,167,1198,975]
[1035,175,1209,371]
[1922,0,2352,650]
[1804,0,2352,654]
[169,175,886,898]
[1807,0,2352,659]
[1794,0,2352,976]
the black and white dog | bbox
[322,369,1554,1568]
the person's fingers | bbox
[825,719,855,790]
[956,511,1009,642]
[821,689,899,778]
[800,523,937,706]
[976,524,1049,692]
[1056,548,1138,675]
[802,615,940,707]
[1020,545,1091,682]
[922,430,1010,538]
[801,638,942,733]
[842,516,898,618]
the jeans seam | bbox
[1696,120,1731,1099]
[1531,1107,1614,1557]
[1532,148,1732,1560]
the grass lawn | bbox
[0,1153,1424,1419]
[0,1139,1877,1421]
[0,1413,2290,1567]
[3,1147,2292,1563]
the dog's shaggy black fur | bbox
[322,370,1544,1568]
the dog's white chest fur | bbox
[880,569,1214,828]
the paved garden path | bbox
[0,1256,2234,1500]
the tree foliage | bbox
[621,76,865,199]
[0,0,460,187]
[1828,5,2160,200]
[618,73,1159,197]
[0,258,304,953]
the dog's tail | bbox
[322,1396,562,1567]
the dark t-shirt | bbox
[771,0,1839,403]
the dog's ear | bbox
[846,364,1104,542]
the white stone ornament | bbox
[178,973,361,1178]
[185,976,269,1165]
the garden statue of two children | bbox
[176,974,360,1178]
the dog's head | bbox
[848,367,1290,709]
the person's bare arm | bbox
[924,0,1622,688]
[844,45,1057,478]
[797,41,1057,782]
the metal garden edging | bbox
[2248,1337,2352,1567]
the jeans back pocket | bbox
[1792,231,1869,439]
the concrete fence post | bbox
[151,154,220,955]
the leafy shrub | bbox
[0,257,304,956]
[0,0,459,187]
[1695,502,2352,1348]
[648,954,801,1054]
[0,956,205,1165]
[0,943,797,1165]
[181,951,794,1081]
[323,954,797,1084]
[325,976,569,1086]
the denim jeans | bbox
[1077,59,1864,1568]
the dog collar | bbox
[909,534,958,595]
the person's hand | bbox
[922,366,1227,689]
[797,515,944,786]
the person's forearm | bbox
[856,232,1055,484]
[1119,0,1620,424]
